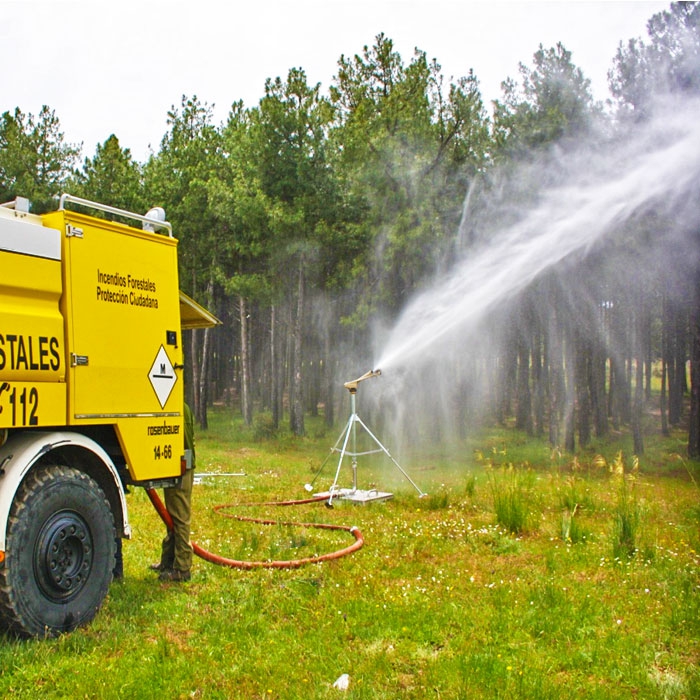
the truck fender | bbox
[0,431,130,553]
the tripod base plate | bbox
[314,488,394,504]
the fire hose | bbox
[145,489,364,570]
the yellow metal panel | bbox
[116,416,184,481]
[0,382,66,428]
[0,245,68,427]
[0,250,65,383]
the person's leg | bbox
[152,530,175,571]
[161,468,194,577]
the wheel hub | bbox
[35,511,93,602]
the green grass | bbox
[0,408,698,699]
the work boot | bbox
[149,562,170,572]
[158,568,191,582]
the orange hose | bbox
[146,488,364,570]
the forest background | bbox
[1,2,699,460]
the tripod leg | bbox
[327,416,354,505]
[355,415,427,497]
[305,416,352,492]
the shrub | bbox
[610,452,642,559]
[464,472,476,497]
[488,465,533,534]
[252,412,277,441]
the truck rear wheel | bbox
[0,464,116,638]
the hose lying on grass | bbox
[146,489,364,569]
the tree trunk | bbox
[323,329,335,429]
[195,278,214,429]
[564,327,576,453]
[197,326,211,429]
[668,304,686,425]
[189,330,200,419]
[289,257,305,436]
[515,334,533,435]
[533,326,545,438]
[306,358,321,417]
[688,272,700,458]
[660,358,669,436]
[270,305,280,429]
[644,307,653,402]
[499,328,517,425]
[623,354,633,425]
[591,339,608,438]
[632,358,645,456]
[661,297,670,437]
[548,310,563,447]
[631,304,645,455]
[575,336,591,448]
[239,295,253,426]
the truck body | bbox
[0,195,217,637]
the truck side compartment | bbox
[0,195,217,638]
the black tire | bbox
[0,464,116,638]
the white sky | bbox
[1,0,668,163]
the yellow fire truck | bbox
[0,194,218,637]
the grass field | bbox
[0,408,698,699]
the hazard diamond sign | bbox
[148,345,177,408]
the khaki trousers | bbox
[160,467,194,572]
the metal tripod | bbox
[308,370,426,505]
